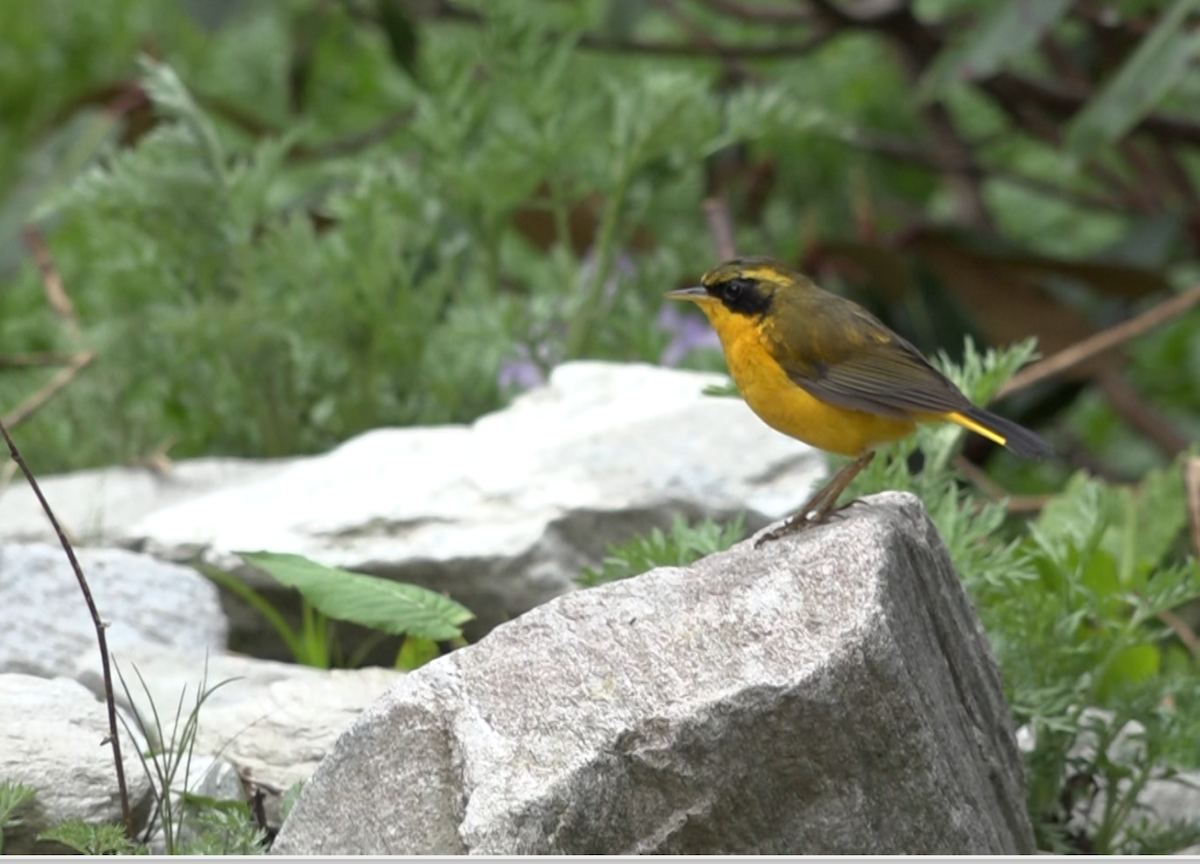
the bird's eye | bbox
[720,279,748,303]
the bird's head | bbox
[666,257,800,318]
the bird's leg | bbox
[755,451,876,547]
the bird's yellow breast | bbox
[704,303,916,456]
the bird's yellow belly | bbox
[722,328,916,457]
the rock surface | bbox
[0,362,824,635]
[0,674,151,854]
[272,492,1035,855]
[0,543,227,679]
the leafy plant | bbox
[112,657,256,855]
[174,797,267,856]
[577,513,745,587]
[0,779,37,854]
[280,780,305,824]
[203,552,474,670]
[37,819,138,855]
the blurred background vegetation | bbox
[1,0,1197,486]
[4,0,1200,852]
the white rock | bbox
[0,457,293,546]
[0,362,825,631]
[272,493,1035,855]
[0,544,227,679]
[0,674,151,854]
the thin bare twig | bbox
[3,351,97,429]
[0,353,83,369]
[998,283,1200,397]
[1159,608,1200,660]
[0,417,134,838]
[1185,456,1200,561]
[703,196,738,259]
[23,227,80,343]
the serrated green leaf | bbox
[1032,471,1108,567]
[238,552,473,641]
[1066,0,1200,157]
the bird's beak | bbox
[665,286,708,302]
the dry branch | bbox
[1186,456,1200,561]
[2,351,97,429]
[0,416,134,838]
[998,283,1200,397]
[23,227,80,342]
[0,353,83,369]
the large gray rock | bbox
[0,543,227,679]
[272,492,1035,855]
[0,674,151,854]
[0,362,825,635]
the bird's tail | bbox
[948,407,1054,459]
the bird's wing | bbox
[766,304,971,419]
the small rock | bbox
[0,543,227,679]
[273,492,1035,855]
[0,674,151,854]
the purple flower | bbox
[498,343,547,391]
[657,302,721,367]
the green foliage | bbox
[239,551,474,642]
[173,798,267,856]
[0,779,37,854]
[201,564,336,669]
[577,513,745,587]
[112,658,259,855]
[37,819,139,855]
[204,552,471,670]
[919,0,1075,98]
[1065,0,1200,157]
[0,1,875,474]
[280,780,305,824]
[396,634,441,672]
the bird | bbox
[666,256,1053,546]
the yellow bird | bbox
[667,256,1052,544]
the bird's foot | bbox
[753,497,865,548]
